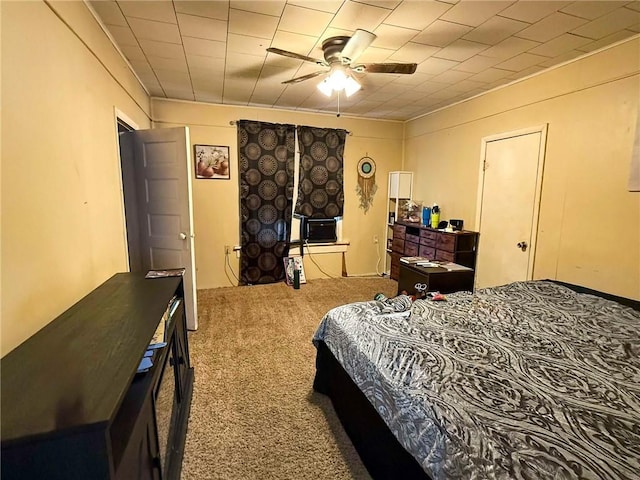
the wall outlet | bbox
[373,235,379,244]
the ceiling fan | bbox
[267,29,417,97]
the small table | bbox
[397,262,475,296]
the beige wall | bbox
[151,99,404,289]
[405,38,640,299]
[1,1,151,356]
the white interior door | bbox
[125,127,198,330]
[475,126,547,289]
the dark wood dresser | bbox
[389,221,479,280]
[1,273,193,480]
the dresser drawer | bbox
[393,224,406,239]
[435,249,455,262]
[436,233,456,252]
[420,230,437,247]
[406,233,420,244]
[392,237,405,252]
[419,245,435,259]
[404,241,419,256]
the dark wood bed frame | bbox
[312,281,640,480]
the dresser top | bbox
[1,273,181,443]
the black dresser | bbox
[1,273,193,480]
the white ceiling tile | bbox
[384,1,452,31]
[148,84,166,96]
[463,16,529,44]
[155,69,191,84]
[118,1,177,24]
[330,1,391,31]
[227,33,270,56]
[190,65,225,83]
[416,57,459,75]
[164,88,195,101]
[175,1,229,20]
[412,20,472,47]
[481,36,540,59]
[576,29,638,53]
[183,37,226,58]
[453,54,503,73]
[391,72,435,85]
[148,55,188,73]
[225,52,266,71]
[194,90,224,103]
[278,4,333,36]
[498,1,569,23]
[90,1,127,26]
[372,24,420,50]
[228,8,279,39]
[429,69,473,84]
[515,12,588,42]
[433,39,489,62]
[139,39,185,59]
[506,65,546,80]
[129,59,156,77]
[231,1,285,16]
[628,2,640,13]
[528,33,593,57]
[177,14,227,42]
[414,80,447,94]
[441,1,514,27]
[286,0,344,14]
[187,54,225,72]
[389,42,439,62]
[570,7,640,39]
[468,67,511,83]
[494,52,548,71]
[120,45,146,62]
[128,17,182,43]
[271,31,319,58]
[537,49,584,67]
[107,25,140,47]
[560,1,628,20]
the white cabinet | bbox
[384,171,413,274]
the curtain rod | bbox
[229,120,352,135]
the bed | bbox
[312,280,640,480]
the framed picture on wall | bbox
[194,144,230,179]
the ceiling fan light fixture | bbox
[317,66,361,97]
[344,75,361,97]
[317,78,333,97]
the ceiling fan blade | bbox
[281,71,326,85]
[340,29,376,63]
[267,47,324,65]
[359,63,418,74]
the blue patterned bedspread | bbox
[313,281,640,480]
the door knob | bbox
[517,241,528,252]
[179,232,187,240]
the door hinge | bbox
[483,160,489,171]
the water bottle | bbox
[430,204,440,229]
[293,269,300,289]
[422,206,431,226]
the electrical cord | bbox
[224,249,240,286]
[304,240,337,278]
[375,237,382,276]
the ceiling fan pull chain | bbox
[337,90,341,118]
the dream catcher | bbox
[356,155,377,213]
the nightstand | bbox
[397,262,475,296]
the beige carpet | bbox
[181,276,398,480]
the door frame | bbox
[475,124,548,281]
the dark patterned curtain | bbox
[238,120,295,285]
[294,126,347,218]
